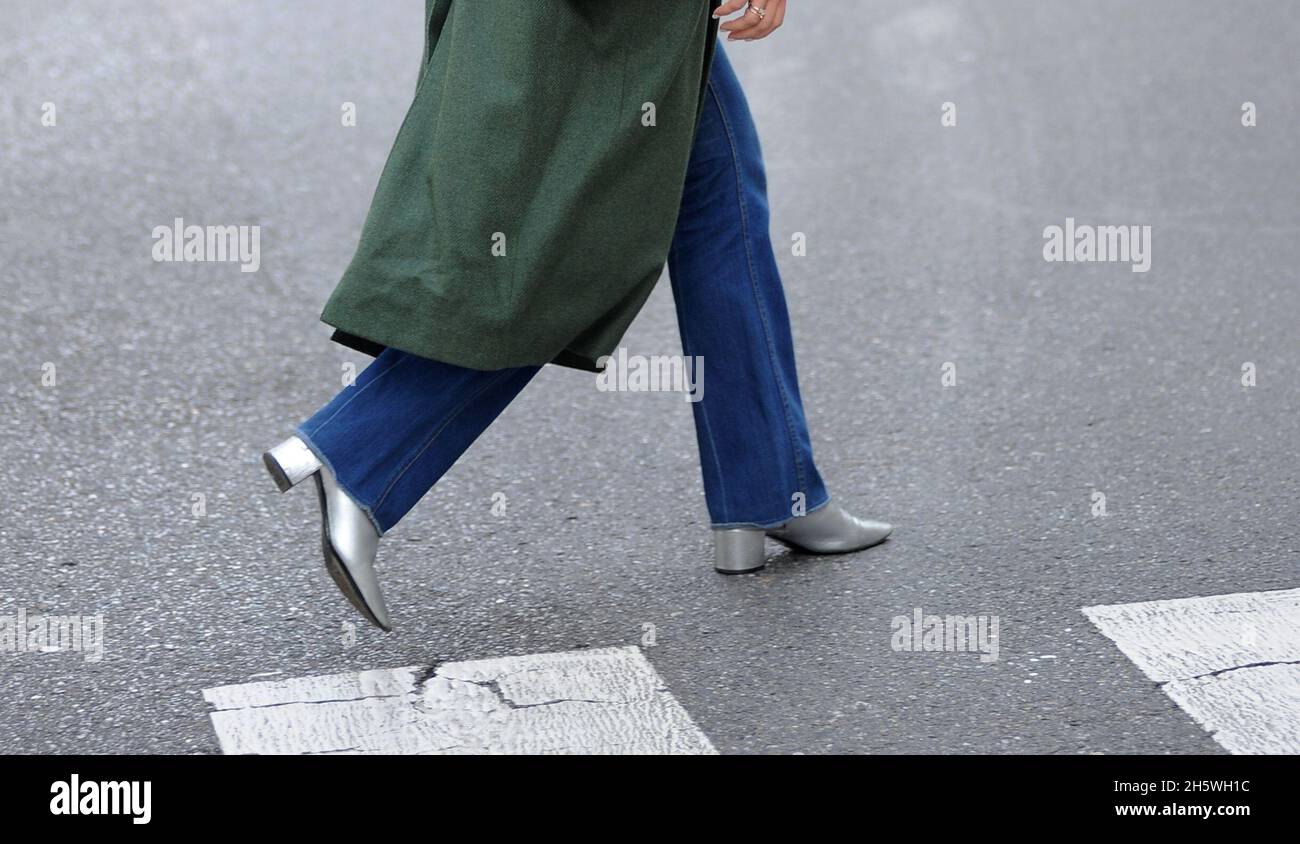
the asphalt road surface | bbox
[1,0,1297,754]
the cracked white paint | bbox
[1083,588,1300,754]
[203,646,716,755]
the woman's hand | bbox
[714,0,787,41]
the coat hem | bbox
[328,327,603,373]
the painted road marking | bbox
[203,645,716,755]
[1083,588,1300,754]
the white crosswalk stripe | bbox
[203,645,716,755]
[1083,588,1300,755]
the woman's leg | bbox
[668,45,829,529]
[297,348,541,533]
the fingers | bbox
[719,0,786,42]
[738,0,782,41]
[751,0,786,40]
[713,0,749,18]
[718,0,766,39]
[769,1,788,34]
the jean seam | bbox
[709,76,809,502]
[307,353,411,439]
[670,248,732,523]
[370,368,517,517]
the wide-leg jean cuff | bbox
[709,490,832,531]
[293,424,388,537]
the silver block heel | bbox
[262,436,322,492]
[713,528,767,574]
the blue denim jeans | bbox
[299,45,829,534]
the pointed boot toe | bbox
[314,466,391,632]
[766,502,892,555]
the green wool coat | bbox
[322,0,721,371]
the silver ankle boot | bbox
[263,436,393,632]
[713,501,892,574]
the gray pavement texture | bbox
[1,0,1298,754]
